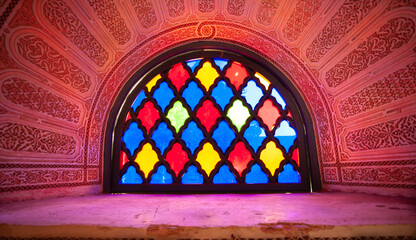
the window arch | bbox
[105,45,320,193]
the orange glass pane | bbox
[259,141,284,175]
[165,143,188,177]
[196,142,221,176]
[228,142,252,176]
[195,61,219,91]
[225,62,248,91]
[292,148,299,166]
[120,150,129,170]
[168,63,190,92]
[258,99,280,131]
[137,101,160,133]
[196,99,220,133]
[134,143,159,178]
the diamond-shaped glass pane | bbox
[186,59,201,73]
[228,142,252,176]
[182,81,204,111]
[196,61,219,91]
[168,63,190,92]
[181,165,203,184]
[132,90,146,112]
[259,141,284,176]
[213,165,237,184]
[181,121,204,154]
[166,101,189,133]
[211,80,233,111]
[165,143,188,177]
[277,164,300,183]
[153,81,175,112]
[258,99,280,131]
[241,80,263,110]
[245,164,269,184]
[274,120,297,153]
[138,101,160,133]
[122,122,144,156]
[196,99,220,133]
[212,121,235,153]
[226,99,250,132]
[151,122,174,155]
[243,120,266,153]
[225,62,248,91]
[120,165,143,184]
[196,142,220,176]
[213,58,228,71]
[150,165,173,184]
[134,143,159,178]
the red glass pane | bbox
[137,101,160,132]
[168,63,190,92]
[258,99,280,131]
[125,112,132,122]
[120,150,129,170]
[165,143,188,177]
[292,148,299,166]
[228,142,252,176]
[196,99,220,132]
[225,62,248,91]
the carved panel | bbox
[227,0,245,16]
[131,0,157,29]
[255,0,278,26]
[198,0,215,13]
[384,0,416,12]
[341,166,416,184]
[0,168,83,186]
[87,0,131,45]
[16,34,91,93]
[87,168,99,182]
[165,0,185,18]
[8,0,41,28]
[43,0,109,67]
[1,78,81,123]
[0,35,18,70]
[0,123,76,155]
[345,115,416,151]
[282,0,323,41]
[323,167,339,182]
[338,62,416,118]
[306,0,381,62]
[325,17,415,88]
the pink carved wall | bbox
[0,0,415,202]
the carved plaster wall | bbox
[0,0,415,201]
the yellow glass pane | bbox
[259,141,284,175]
[134,143,159,178]
[196,61,219,91]
[146,74,161,92]
[196,142,221,176]
[255,72,270,90]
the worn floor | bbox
[1,192,415,239]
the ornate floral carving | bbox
[131,0,157,29]
[0,35,18,70]
[338,62,416,118]
[1,78,81,123]
[87,0,131,45]
[283,0,323,41]
[342,166,416,184]
[0,169,83,186]
[384,0,416,12]
[325,17,415,88]
[345,115,416,151]
[227,0,245,16]
[8,0,41,28]
[16,35,91,93]
[198,0,215,13]
[324,167,339,182]
[43,0,109,67]
[165,0,185,18]
[0,123,76,155]
[256,0,278,26]
[306,0,381,62]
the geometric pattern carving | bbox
[256,0,278,26]
[8,0,41,28]
[131,0,157,29]
[227,0,245,16]
[341,166,416,184]
[0,123,76,155]
[198,0,215,13]
[338,62,416,118]
[325,17,415,88]
[16,35,91,93]
[87,0,131,45]
[0,34,18,70]
[0,168,83,186]
[165,0,185,18]
[324,167,339,182]
[1,78,81,123]
[43,0,109,67]
[345,115,416,151]
[385,0,416,12]
[282,0,323,41]
[306,0,381,62]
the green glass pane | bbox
[166,101,190,133]
[226,99,250,132]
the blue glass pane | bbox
[181,165,204,184]
[181,121,204,154]
[120,165,143,184]
[132,90,146,112]
[278,164,300,183]
[186,59,201,73]
[182,81,204,110]
[212,121,235,153]
[243,120,266,153]
[241,80,263,110]
[213,165,237,184]
[150,165,173,184]
[211,80,234,110]
[153,81,175,112]
[213,58,228,71]
[245,164,269,184]
[271,88,286,110]
[274,120,297,153]
[151,122,174,155]
[122,122,144,156]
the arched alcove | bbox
[104,42,321,193]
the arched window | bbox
[105,46,319,193]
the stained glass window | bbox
[115,56,308,192]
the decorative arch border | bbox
[88,21,336,189]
